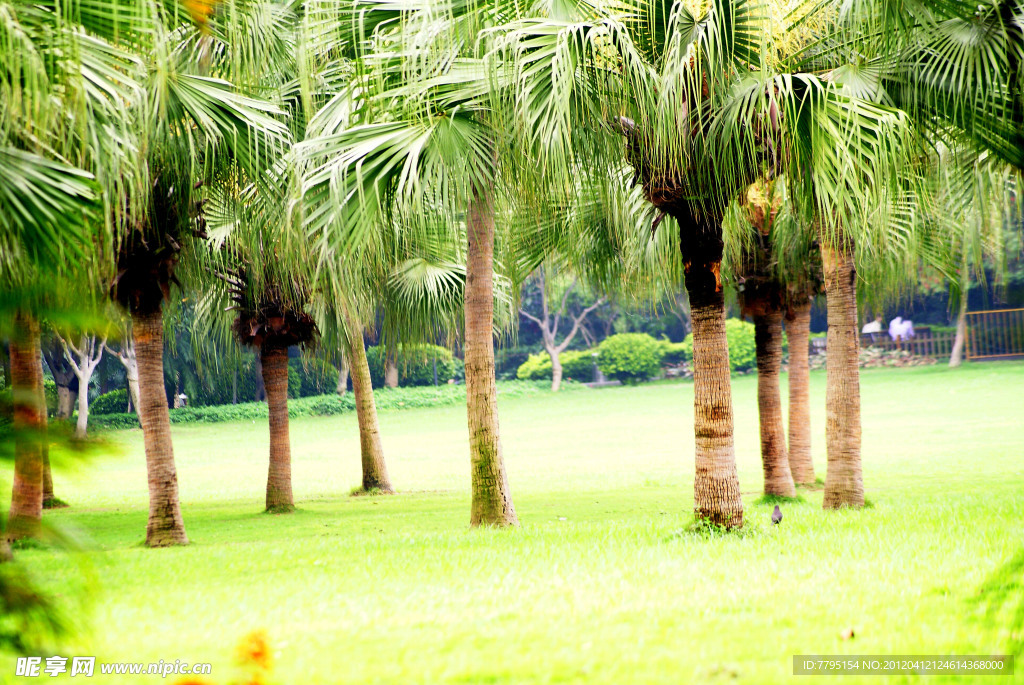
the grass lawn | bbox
[6,362,1024,684]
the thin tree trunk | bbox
[688,285,744,528]
[949,258,970,367]
[384,359,399,389]
[7,312,44,541]
[231,364,238,404]
[133,309,188,546]
[754,311,796,497]
[254,354,266,402]
[336,355,349,395]
[820,238,865,509]
[785,301,815,485]
[75,380,89,438]
[466,187,518,527]
[261,346,294,512]
[345,328,393,493]
[56,386,74,419]
[548,347,563,392]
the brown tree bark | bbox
[7,312,44,541]
[754,311,796,497]
[820,238,865,509]
[133,309,189,546]
[345,327,393,493]
[261,346,294,512]
[466,187,518,527]
[785,301,816,485]
[688,285,744,528]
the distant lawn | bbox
[8,362,1024,684]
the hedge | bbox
[596,333,665,383]
[92,388,128,415]
[89,380,570,430]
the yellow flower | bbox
[235,630,273,671]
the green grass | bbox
[7,362,1024,684]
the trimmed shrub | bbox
[92,389,128,415]
[516,350,597,382]
[596,333,665,383]
[659,340,691,366]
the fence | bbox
[966,308,1024,360]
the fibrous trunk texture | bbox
[133,309,188,546]
[820,239,864,509]
[688,287,744,528]
[346,328,393,493]
[261,346,294,512]
[7,312,44,541]
[466,187,518,527]
[754,311,796,497]
[785,301,815,485]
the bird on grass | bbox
[772,505,783,525]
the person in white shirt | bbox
[888,316,904,341]
[862,316,883,342]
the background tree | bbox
[55,332,106,438]
[519,268,606,391]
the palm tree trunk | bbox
[345,328,393,493]
[754,311,796,497]
[466,187,518,527]
[7,311,44,541]
[687,282,744,528]
[133,309,188,546]
[785,301,815,485]
[261,346,294,512]
[820,238,864,509]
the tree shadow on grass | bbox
[974,547,1024,656]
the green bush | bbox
[677,319,757,373]
[658,340,691,366]
[725,319,756,372]
[366,344,456,387]
[515,349,597,381]
[596,333,665,383]
[92,388,128,415]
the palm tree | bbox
[228,278,317,513]
[730,180,796,498]
[492,0,915,524]
[296,3,521,526]
[0,0,121,538]
[102,3,288,544]
[795,0,1024,504]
